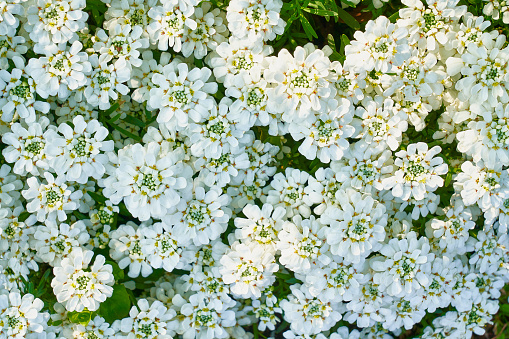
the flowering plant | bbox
[2,0,509,338]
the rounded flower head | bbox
[26,41,92,100]
[382,142,448,201]
[345,16,410,73]
[149,59,217,130]
[47,116,114,184]
[0,292,48,338]
[322,188,388,264]
[102,142,191,221]
[22,172,83,222]
[219,241,278,299]
[371,231,435,297]
[51,247,114,312]
[265,44,335,122]
[25,0,88,51]
[1,117,54,176]
[280,284,342,336]
[226,0,286,42]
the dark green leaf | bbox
[299,14,318,40]
[99,284,131,323]
[337,7,360,30]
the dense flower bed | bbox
[2,0,509,338]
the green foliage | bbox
[98,284,132,324]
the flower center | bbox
[72,136,90,157]
[10,80,32,101]
[25,139,44,155]
[46,189,63,206]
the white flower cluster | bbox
[1,0,509,338]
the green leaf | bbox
[501,304,509,314]
[87,191,107,204]
[389,11,400,23]
[337,7,360,30]
[302,7,337,17]
[104,103,121,117]
[99,284,131,324]
[68,310,93,326]
[123,115,147,129]
[105,260,124,281]
[107,122,142,142]
[299,14,318,40]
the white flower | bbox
[234,203,285,250]
[182,2,228,59]
[457,102,509,169]
[452,298,499,336]
[226,68,270,127]
[22,172,82,222]
[483,0,509,23]
[352,97,408,154]
[303,167,343,215]
[0,0,23,37]
[265,168,311,218]
[32,220,90,267]
[26,41,91,100]
[102,142,191,221]
[54,95,99,124]
[188,98,250,159]
[428,198,475,255]
[0,292,48,338]
[84,55,130,110]
[25,0,88,51]
[130,51,172,109]
[226,0,285,42]
[119,299,176,338]
[0,34,27,70]
[147,1,197,52]
[1,117,55,176]
[380,299,425,331]
[51,247,114,312]
[469,229,509,274]
[109,222,154,278]
[277,215,330,273]
[453,13,495,54]
[289,103,356,163]
[322,188,387,264]
[251,298,281,331]
[331,146,394,195]
[149,59,217,130]
[454,161,509,210]
[383,52,443,103]
[409,256,455,312]
[194,146,250,188]
[207,39,272,86]
[47,116,114,183]
[345,16,410,73]
[219,241,278,298]
[280,284,342,336]
[0,56,50,124]
[371,231,434,297]
[305,259,366,303]
[179,293,236,339]
[398,0,466,52]
[331,61,366,105]
[165,185,231,246]
[94,25,149,68]
[456,41,509,106]
[64,315,117,338]
[382,142,448,201]
[265,43,335,122]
